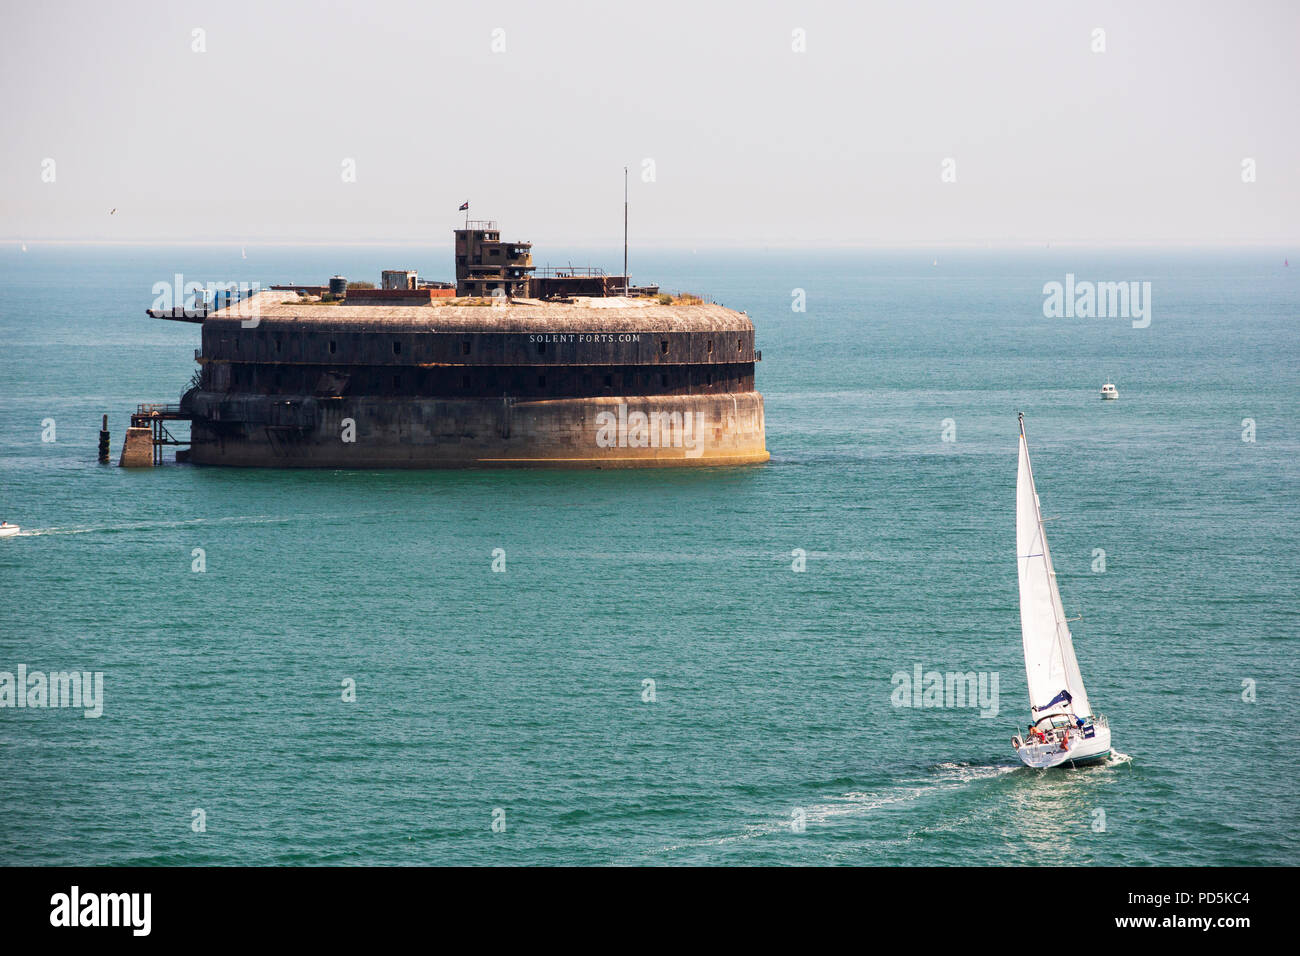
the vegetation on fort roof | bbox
[346,281,375,290]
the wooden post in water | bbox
[98,414,110,463]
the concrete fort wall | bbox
[185,301,767,469]
[185,392,768,468]
[200,321,757,368]
[118,427,155,467]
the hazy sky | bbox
[1,0,1296,245]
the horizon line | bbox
[4,237,1297,249]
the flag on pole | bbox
[459,201,469,211]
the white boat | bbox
[1009,414,1113,769]
[1100,383,1118,400]
[0,521,19,538]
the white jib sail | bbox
[1016,419,1092,721]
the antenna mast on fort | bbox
[623,166,629,296]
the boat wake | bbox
[1105,750,1133,767]
[635,762,1017,861]
[11,515,304,536]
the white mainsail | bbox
[1016,416,1092,721]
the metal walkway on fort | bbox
[130,404,191,465]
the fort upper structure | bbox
[454,220,535,297]
[134,220,768,469]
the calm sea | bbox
[1,244,1296,865]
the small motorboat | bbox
[1100,383,1118,400]
[0,521,20,538]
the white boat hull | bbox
[0,524,19,538]
[1014,722,1111,769]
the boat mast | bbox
[1018,412,1080,715]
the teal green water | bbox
[1,245,1296,865]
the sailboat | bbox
[1010,413,1112,768]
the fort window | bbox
[461,340,471,355]
[603,374,613,387]
[661,373,668,386]
[737,338,743,352]
[706,339,713,354]
[660,340,669,354]
[274,338,281,353]
[393,341,402,355]
[329,340,336,354]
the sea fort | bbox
[124,219,768,469]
